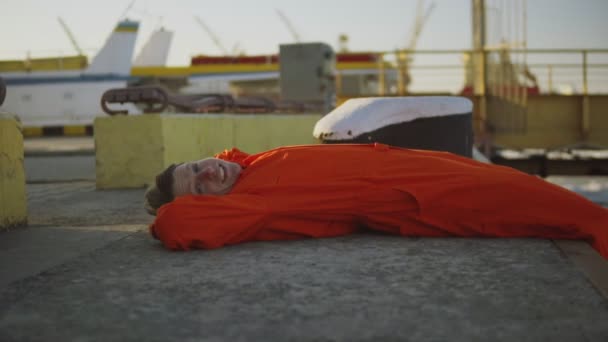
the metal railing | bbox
[335,48,608,97]
[336,47,608,148]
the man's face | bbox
[172,158,242,197]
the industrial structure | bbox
[1,1,606,174]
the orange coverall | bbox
[151,143,608,259]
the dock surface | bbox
[1,137,607,341]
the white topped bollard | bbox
[313,96,474,157]
[0,113,28,230]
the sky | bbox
[1,0,607,66]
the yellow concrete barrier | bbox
[0,114,27,229]
[470,95,608,149]
[94,113,323,189]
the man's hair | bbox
[143,163,181,216]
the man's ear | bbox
[144,203,158,216]
[143,185,162,216]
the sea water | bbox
[547,176,608,208]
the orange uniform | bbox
[151,143,608,259]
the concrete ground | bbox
[1,137,607,341]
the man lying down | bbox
[144,143,608,260]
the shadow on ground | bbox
[1,232,608,341]
[26,181,153,226]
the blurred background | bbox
[2,0,606,92]
[1,0,608,179]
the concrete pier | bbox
[0,137,607,341]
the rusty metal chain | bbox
[101,85,318,115]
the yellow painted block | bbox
[94,113,323,189]
[94,115,164,189]
[589,96,608,147]
[161,115,235,165]
[233,114,322,153]
[488,95,608,149]
[63,125,87,136]
[22,126,43,137]
[0,115,27,229]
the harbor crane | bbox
[407,0,436,51]
[57,17,85,56]
[194,16,229,55]
[398,0,435,94]
[275,9,301,43]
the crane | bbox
[194,16,229,55]
[408,0,436,50]
[118,0,136,21]
[275,9,301,43]
[57,17,85,56]
[398,0,435,94]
